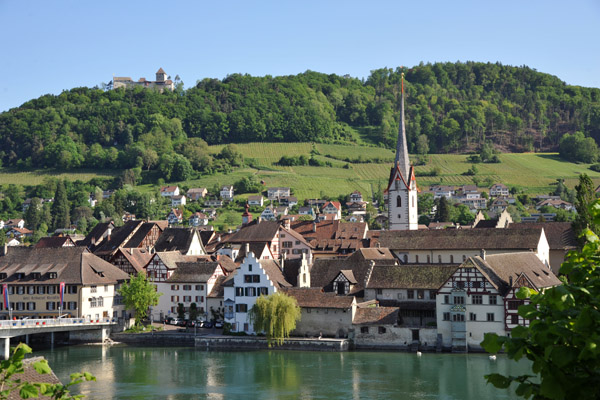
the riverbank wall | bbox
[195,336,350,351]
[112,332,196,346]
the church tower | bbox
[386,73,418,230]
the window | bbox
[452,313,465,322]
[47,301,56,310]
[225,305,234,319]
[361,326,369,334]
[487,313,495,322]
[295,241,300,245]
[195,296,201,302]
[472,295,483,305]
[98,297,104,307]
[260,287,269,296]
[472,281,481,289]
[249,264,253,271]
[453,296,465,305]
[444,295,450,304]
[27,302,35,311]
[417,290,424,299]
[508,300,523,310]
[91,286,97,293]
[443,312,450,321]
[183,296,191,302]
[415,255,419,263]
[17,286,24,295]
[244,275,260,283]
[469,312,477,321]
[407,290,414,299]
[488,295,497,305]
[282,241,293,248]
[104,285,108,292]
[68,302,77,310]
[396,196,401,208]
[37,286,46,295]
[245,287,257,297]
[427,255,431,263]
[462,255,466,262]
[511,314,519,324]
[429,290,436,300]
[236,288,244,296]
[49,272,58,279]
[438,255,442,263]
[68,285,77,294]
[16,302,24,311]
[27,286,35,295]
[235,304,248,313]
[183,285,192,291]
[378,326,387,334]
[170,296,179,302]
[450,255,454,264]
[171,285,179,291]
[376,289,383,295]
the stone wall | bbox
[352,326,438,350]
[195,336,350,351]
[111,332,196,346]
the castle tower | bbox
[156,67,167,82]
[385,73,418,230]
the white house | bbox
[490,183,509,197]
[187,188,208,202]
[171,195,187,207]
[260,207,277,221]
[247,195,264,206]
[161,186,180,198]
[189,212,209,227]
[436,252,560,352]
[167,209,183,225]
[350,191,363,203]
[223,251,291,333]
[321,201,342,220]
[153,260,227,321]
[267,187,290,200]
[220,185,234,201]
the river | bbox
[37,345,530,399]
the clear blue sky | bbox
[1,0,599,112]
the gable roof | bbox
[467,252,561,296]
[208,275,227,298]
[123,222,161,248]
[93,220,145,256]
[366,265,458,290]
[167,261,220,283]
[508,222,577,250]
[7,357,62,400]
[225,220,280,243]
[379,228,544,250]
[281,288,354,309]
[0,247,129,285]
[149,251,206,270]
[259,259,291,288]
[353,307,399,325]
[77,221,115,249]
[153,228,203,253]
[34,236,74,248]
[112,248,153,273]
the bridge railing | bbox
[0,317,117,329]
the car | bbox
[186,320,196,328]
[214,320,224,329]
[202,321,213,329]
[177,319,187,327]
[164,317,174,325]
[170,317,182,326]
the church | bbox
[385,73,419,230]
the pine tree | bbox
[51,180,70,231]
[24,198,42,230]
[436,197,451,222]
[573,173,598,244]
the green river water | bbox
[37,345,531,399]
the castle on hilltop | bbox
[112,68,174,91]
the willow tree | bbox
[248,292,301,346]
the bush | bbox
[590,163,600,172]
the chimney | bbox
[245,243,250,255]
[376,242,380,249]
[312,220,317,233]
[283,218,291,230]
[107,228,112,242]
[280,252,286,271]
[509,276,513,286]
[480,249,486,260]
[1,244,7,256]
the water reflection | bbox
[37,346,530,399]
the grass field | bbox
[0,169,118,186]
[2,143,600,200]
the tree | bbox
[24,198,42,231]
[248,292,301,346]
[51,181,70,231]
[189,303,199,321]
[482,199,600,400]
[573,173,598,242]
[0,230,6,247]
[416,134,429,155]
[0,343,95,399]
[118,273,162,326]
[177,303,186,320]
[435,197,451,222]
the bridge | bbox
[0,318,117,359]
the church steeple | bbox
[385,72,418,231]
[394,73,411,183]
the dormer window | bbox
[48,272,58,279]
[16,273,24,279]
[0,273,7,279]
[31,273,41,279]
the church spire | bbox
[394,72,410,181]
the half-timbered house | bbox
[436,251,560,352]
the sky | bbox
[1,0,599,112]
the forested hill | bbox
[1,61,600,170]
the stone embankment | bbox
[195,335,350,351]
